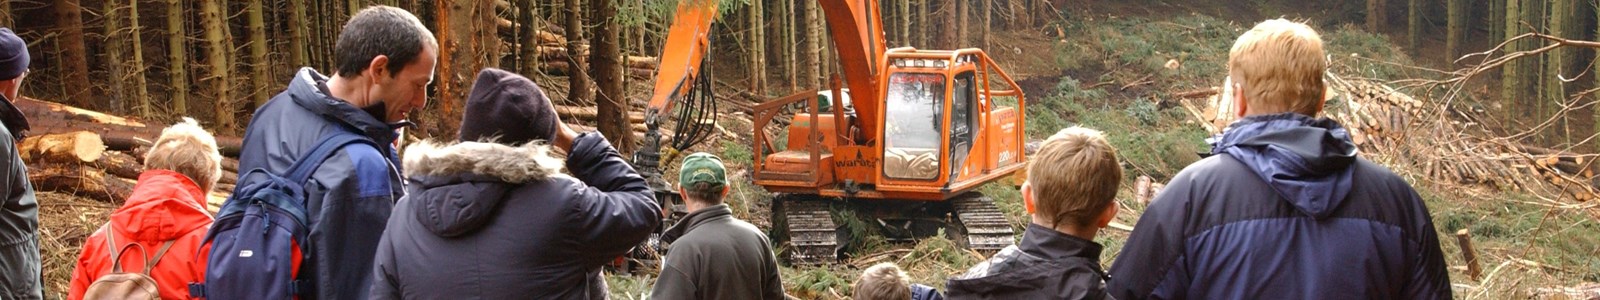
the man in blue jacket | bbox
[1106,19,1451,299]
[235,6,434,299]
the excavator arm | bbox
[634,0,720,184]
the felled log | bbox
[18,97,244,156]
[29,163,134,203]
[18,131,104,163]
[1172,87,1219,99]
[541,61,655,78]
[554,105,646,124]
[1134,175,1154,205]
[94,151,143,180]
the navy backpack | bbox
[189,131,376,299]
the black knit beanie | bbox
[0,28,27,81]
[458,68,560,144]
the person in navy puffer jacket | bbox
[1106,18,1451,300]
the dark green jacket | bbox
[0,95,39,299]
[651,204,783,300]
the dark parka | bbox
[1106,113,1451,300]
[650,204,783,300]
[369,133,660,299]
[236,68,406,300]
[0,95,39,299]
[945,223,1111,300]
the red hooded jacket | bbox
[68,170,214,300]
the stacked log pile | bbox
[15,98,242,203]
[1179,74,1600,202]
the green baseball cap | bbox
[679,152,726,189]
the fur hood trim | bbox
[402,140,564,183]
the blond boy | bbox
[945,127,1121,300]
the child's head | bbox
[853,262,911,300]
[1227,18,1327,117]
[1024,126,1122,231]
[145,118,223,193]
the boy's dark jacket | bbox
[945,223,1111,300]
[369,133,660,299]
[1106,113,1451,299]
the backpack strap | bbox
[110,242,148,274]
[284,130,378,185]
[142,240,177,275]
[101,224,119,272]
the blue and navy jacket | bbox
[235,67,405,300]
[1107,113,1451,300]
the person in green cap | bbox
[650,152,784,300]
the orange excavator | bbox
[636,0,1029,265]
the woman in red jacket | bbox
[68,118,224,300]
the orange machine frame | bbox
[752,48,1027,201]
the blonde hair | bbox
[1227,18,1327,116]
[145,117,223,193]
[853,262,911,300]
[1027,126,1122,228]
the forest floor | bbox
[31,4,1600,300]
[593,9,1599,300]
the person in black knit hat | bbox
[370,68,660,299]
[0,27,40,300]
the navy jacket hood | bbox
[287,67,405,147]
[1211,113,1357,219]
[400,140,564,237]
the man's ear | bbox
[720,185,731,197]
[368,55,391,79]
[1095,202,1118,228]
[1021,182,1036,215]
[1233,83,1249,118]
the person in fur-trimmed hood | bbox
[368,68,660,299]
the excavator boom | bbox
[817,0,888,142]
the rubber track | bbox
[952,193,1015,254]
[783,200,838,265]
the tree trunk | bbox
[289,0,308,67]
[1407,0,1421,53]
[128,0,152,118]
[1012,0,1028,28]
[919,0,931,47]
[1489,0,1503,45]
[943,0,956,49]
[427,0,501,138]
[519,0,540,76]
[104,0,129,114]
[348,0,361,16]
[900,0,911,46]
[565,0,592,105]
[0,0,10,28]
[590,0,632,154]
[249,0,270,108]
[1502,0,1522,123]
[956,0,967,47]
[202,0,235,129]
[167,0,189,115]
[799,1,819,88]
[785,0,797,92]
[748,0,765,93]
[1446,0,1465,63]
[981,0,991,49]
[1367,0,1385,33]
[57,0,92,109]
